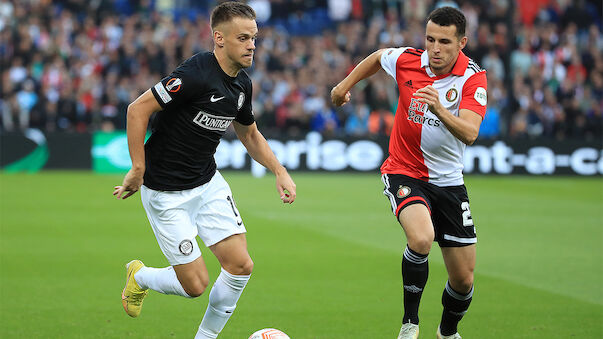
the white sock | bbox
[134,266,191,298]
[195,268,251,339]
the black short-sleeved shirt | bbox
[145,51,254,191]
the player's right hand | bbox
[275,168,296,204]
[113,169,144,199]
[330,85,351,107]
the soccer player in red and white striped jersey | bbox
[332,7,486,339]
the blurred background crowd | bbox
[1,0,601,141]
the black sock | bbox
[401,246,429,325]
[440,281,473,336]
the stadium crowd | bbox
[1,0,601,141]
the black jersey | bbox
[145,51,254,191]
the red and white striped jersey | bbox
[380,47,487,186]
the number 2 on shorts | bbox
[461,201,474,226]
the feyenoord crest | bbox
[445,88,458,102]
[397,185,411,198]
[237,92,245,110]
[179,239,193,255]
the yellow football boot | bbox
[121,260,148,317]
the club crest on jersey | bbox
[445,88,458,102]
[397,185,411,198]
[166,78,182,92]
[193,111,235,131]
[237,92,245,110]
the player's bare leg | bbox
[396,204,435,338]
[398,204,435,254]
[173,256,211,297]
[438,245,476,338]
[196,234,253,339]
[210,233,254,275]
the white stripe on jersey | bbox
[380,47,409,79]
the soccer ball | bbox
[248,328,290,339]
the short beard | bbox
[429,62,446,70]
[238,59,252,69]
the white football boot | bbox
[397,322,419,339]
[437,325,462,339]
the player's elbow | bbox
[126,102,138,120]
[126,101,149,123]
[464,134,477,146]
[463,129,479,145]
[237,128,260,148]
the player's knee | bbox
[450,274,474,294]
[242,258,254,275]
[228,258,254,275]
[186,283,208,298]
[408,238,432,255]
[184,276,209,298]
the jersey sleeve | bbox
[380,47,409,80]
[150,57,203,109]
[460,71,487,118]
[235,78,255,126]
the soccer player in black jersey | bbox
[113,3,296,338]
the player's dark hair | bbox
[210,1,256,30]
[426,6,466,38]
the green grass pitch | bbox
[1,171,601,338]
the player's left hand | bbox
[275,169,296,204]
[414,85,444,116]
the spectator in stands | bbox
[0,0,600,143]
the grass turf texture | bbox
[0,171,601,338]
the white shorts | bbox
[140,171,246,265]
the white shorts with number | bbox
[140,171,246,265]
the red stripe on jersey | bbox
[396,196,431,216]
[380,52,430,180]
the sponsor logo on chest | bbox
[193,111,235,131]
[407,98,441,127]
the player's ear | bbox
[214,30,225,48]
[459,36,468,50]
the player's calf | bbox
[401,246,429,325]
[439,281,473,337]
